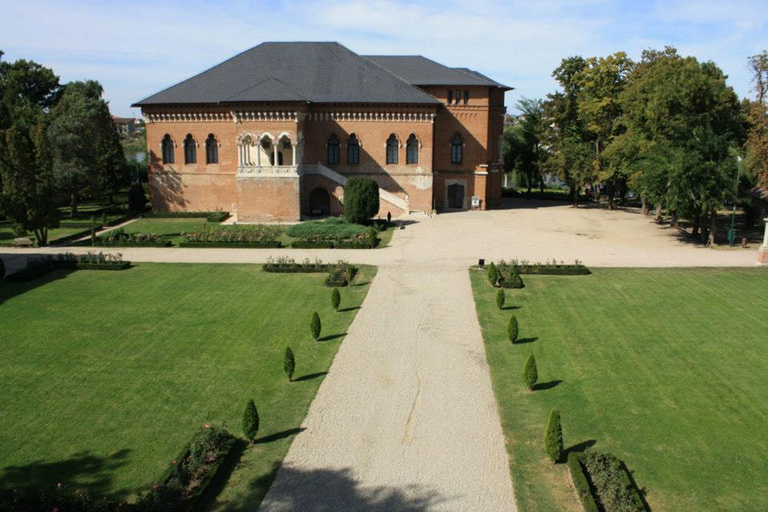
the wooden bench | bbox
[12,237,34,248]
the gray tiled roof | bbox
[365,55,511,90]
[133,42,440,107]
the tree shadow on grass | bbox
[515,337,538,344]
[255,428,306,445]
[534,380,562,391]
[250,465,449,512]
[501,305,520,311]
[294,372,328,382]
[319,333,347,342]
[351,281,370,287]
[0,449,133,500]
[337,306,361,313]
[565,439,597,457]
[196,438,249,512]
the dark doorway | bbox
[309,188,331,215]
[447,183,465,209]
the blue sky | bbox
[1,0,766,117]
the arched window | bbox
[464,90,469,104]
[184,134,196,164]
[161,134,174,164]
[447,90,454,104]
[327,134,340,165]
[451,134,463,164]
[406,134,419,165]
[348,134,360,164]
[386,134,398,164]
[455,90,462,104]
[205,134,218,164]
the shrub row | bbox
[144,210,230,222]
[497,258,591,275]
[181,225,280,245]
[263,257,329,273]
[179,241,282,248]
[498,272,524,289]
[579,451,646,512]
[291,239,377,249]
[5,253,130,282]
[567,453,599,512]
[92,228,171,247]
[287,218,379,248]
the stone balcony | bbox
[237,165,300,178]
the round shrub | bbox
[344,177,380,224]
[243,399,260,443]
[487,262,499,286]
[331,288,341,312]
[544,409,563,462]
[523,354,538,390]
[310,311,321,341]
[496,289,505,310]
[508,314,519,344]
[284,347,295,382]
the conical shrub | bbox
[284,347,295,382]
[243,399,260,443]
[508,314,519,344]
[496,288,505,310]
[487,262,499,286]
[310,312,321,341]
[523,354,538,390]
[544,409,563,462]
[331,288,341,312]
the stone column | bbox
[292,143,297,166]
[758,218,768,265]
[273,140,279,167]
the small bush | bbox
[544,409,563,462]
[243,399,260,443]
[310,312,321,341]
[523,355,538,390]
[496,289,505,309]
[284,347,295,382]
[507,314,519,344]
[331,288,341,312]
[344,177,380,224]
[487,262,499,286]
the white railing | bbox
[237,165,299,177]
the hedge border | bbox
[511,266,591,276]
[144,211,230,222]
[5,262,131,282]
[91,240,172,248]
[263,264,329,273]
[179,241,281,248]
[567,453,599,512]
[291,241,375,249]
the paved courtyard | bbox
[0,201,761,511]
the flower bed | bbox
[287,218,378,248]
[178,241,281,248]
[5,253,130,282]
[497,258,591,275]
[92,228,171,247]
[263,256,329,273]
[181,225,280,247]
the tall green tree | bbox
[618,48,744,244]
[573,52,634,208]
[505,98,547,192]
[746,51,768,187]
[0,56,61,245]
[48,80,128,217]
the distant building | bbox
[112,116,137,135]
[133,42,511,221]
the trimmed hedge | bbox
[263,257,328,273]
[497,259,591,276]
[499,272,524,289]
[144,210,230,222]
[580,451,647,512]
[326,263,357,287]
[291,240,376,249]
[568,453,599,512]
[179,241,282,248]
[5,253,130,282]
[291,241,336,249]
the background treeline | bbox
[0,51,134,245]
[504,47,768,244]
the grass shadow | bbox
[255,428,306,445]
[502,305,520,311]
[534,380,562,391]
[337,306,361,313]
[294,372,328,382]
[319,333,347,342]
[351,281,370,287]
[197,438,249,511]
[515,337,538,344]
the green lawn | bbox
[0,263,375,509]
[470,267,768,512]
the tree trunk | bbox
[670,211,678,228]
[70,192,78,218]
[641,194,649,215]
[655,203,663,221]
[607,181,615,211]
[539,176,544,194]
[708,209,717,246]
[526,171,533,193]
[572,186,579,207]
[692,215,701,238]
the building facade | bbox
[134,42,510,222]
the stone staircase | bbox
[301,163,409,212]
